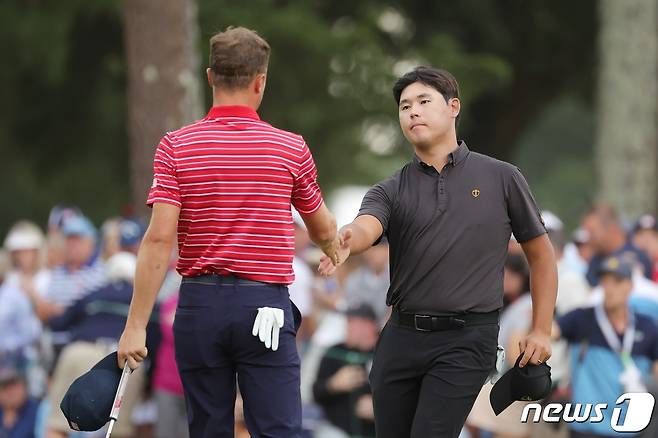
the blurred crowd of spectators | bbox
[2,203,658,438]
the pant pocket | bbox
[290,299,302,333]
[474,324,499,370]
[173,308,218,370]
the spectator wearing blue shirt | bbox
[581,205,652,287]
[554,256,658,437]
[0,358,39,438]
[24,216,106,354]
[0,252,41,356]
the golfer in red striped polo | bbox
[118,27,342,437]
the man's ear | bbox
[206,68,214,88]
[254,73,267,95]
[450,97,461,119]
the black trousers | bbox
[369,318,498,438]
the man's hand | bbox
[117,327,148,370]
[355,394,375,420]
[317,228,349,266]
[518,329,552,367]
[327,365,366,393]
[252,307,284,351]
[20,274,63,321]
[318,229,352,276]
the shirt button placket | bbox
[438,171,448,212]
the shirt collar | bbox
[413,140,470,171]
[451,140,470,165]
[206,105,260,120]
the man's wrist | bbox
[531,324,552,336]
[318,233,338,250]
[125,319,147,330]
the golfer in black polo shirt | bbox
[319,66,558,438]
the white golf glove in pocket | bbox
[487,345,505,385]
[252,307,284,351]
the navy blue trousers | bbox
[173,275,302,438]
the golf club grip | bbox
[109,360,132,421]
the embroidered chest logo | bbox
[471,189,480,198]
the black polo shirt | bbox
[358,141,546,315]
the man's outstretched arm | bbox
[118,202,179,369]
[300,202,340,264]
[318,214,383,276]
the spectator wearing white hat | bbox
[3,220,50,303]
[2,222,49,397]
[0,251,41,356]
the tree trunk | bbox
[595,0,658,219]
[124,0,203,218]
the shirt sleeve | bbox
[557,308,586,342]
[48,296,86,331]
[357,178,395,235]
[146,135,181,208]
[291,140,324,214]
[504,165,546,243]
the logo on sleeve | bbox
[471,189,480,198]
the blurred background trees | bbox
[3,0,656,234]
[124,0,203,217]
[595,0,657,220]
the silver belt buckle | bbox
[414,314,432,332]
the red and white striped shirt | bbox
[147,105,324,284]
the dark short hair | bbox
[393,66,460,105]
[393,67,460,125]
[209,27,271,90]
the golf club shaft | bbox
[105,420,116,438]
[106,361,132,437]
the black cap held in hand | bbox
[60,352,123,431]
[490,354,552,416]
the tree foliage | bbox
[1,0,597,234]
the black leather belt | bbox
[181,274,271,287]
[392,308,499,332]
